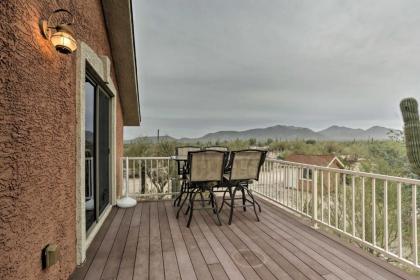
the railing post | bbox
[125,157,129,197]
[312,167,318,228]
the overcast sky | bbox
[125,0,420,139]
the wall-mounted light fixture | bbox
[40,9,77,54]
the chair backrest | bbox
[176,146,201,157]
[188,150,226,182]
[229,150,266,181]
[204,146,229,152]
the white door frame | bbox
[75,42,117,265]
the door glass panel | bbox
[85,79,96,231]
[97,87,110,215]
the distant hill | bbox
[184,125,323,142]
[127,124,399,143]
[124,135,176,144]
[318,125,393,141]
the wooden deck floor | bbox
[70,198,417,280]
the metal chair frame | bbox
[173,146,201,207]
[219,149,267,224]
[176,150,227,227]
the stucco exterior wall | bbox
[0,1,125,279]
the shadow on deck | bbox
[70,198,417,280]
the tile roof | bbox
[285,154,343,168]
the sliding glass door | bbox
[97,87,110,215]
[85,71,111,233]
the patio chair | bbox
[173,146,201,207]
[219,149,267,224]
[176,150,226,227]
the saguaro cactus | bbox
[400,98,420,175]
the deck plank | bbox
[149,202,165,280]
[117,204,142,280]
[251,207,359,280]
[178,215,213,280]
[194,209,246,280]
[157,201,181,280]
[84,208,125,280]
[199,211,263,280]
[69,208,118,280]
[189,217,219,265]
[208,263,230,280]
[260,200,406,280]
[101,207,134,279]
[233,205,357,280]
[221,212,303,280]
[72,200,417,280]
[133,202,150,280]
[164,201,197,280]
[231,209,333,280]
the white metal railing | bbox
[250,158,420,270]
[122,157,179,199]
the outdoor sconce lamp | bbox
[40,9,77,54]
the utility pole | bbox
[157,129,160,143]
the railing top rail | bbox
[122,156,172,160]
[266,157,420,185]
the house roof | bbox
[285,154,345,168]
[102,0,140,126]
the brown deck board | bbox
[149,202,165,280]
[133,202,150,280]
[164,201,197,280]
[101,207,134,279]
[158,201,181,280]
[69,208,118,280]
[117,204,142,280]
[200,211,263,280]
[84,208,125,280]
[179,215,213,280]
[71,199,417,280]
[208,263,230,280]
[189,217,219,265]
[260,200,410,280]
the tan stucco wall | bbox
[0,1,125,279]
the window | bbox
[302,168,313,180]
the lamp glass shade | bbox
[50,31,77,54]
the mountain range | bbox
[126,125,400,143]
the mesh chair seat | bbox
[219,150,267,224]
[176,150,227,227]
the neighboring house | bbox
[0,1,140,279]
[284,154,345,190]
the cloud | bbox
[126,0,420,139]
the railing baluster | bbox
[302,168,305,213]
[362,177,365,241]
[125,157,129,196]
[373,178,376,246]
[343,174,347,233]
[352,175,355,237]
[272,163,275,200]
[335,173,339,227]
[384,180,388,252]
[413,185,418,266]
[295,167,298,210]
[397,182,402,258]
[286,165,289,207]
[306,169,310,215]
[321,171,324,223]
[276,163,279,202]
[328,171,331,226]
[313,168,318,221]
